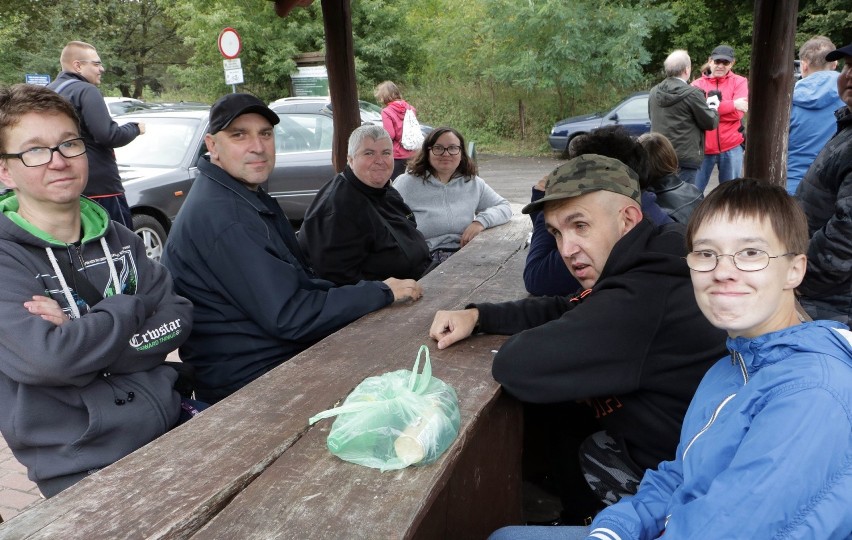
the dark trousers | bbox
[91,193,133,229]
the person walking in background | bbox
[47,41,145,228]
[796,42,852,326]
[394,127,512,263]
[691,45,749,193]
[787,36,845,195]
[374,81,418,180]
[648,49,718,184]
[638,132,704,224]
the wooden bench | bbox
[0,213,532,540]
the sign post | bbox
[218,27,243,92]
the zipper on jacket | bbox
[682,393,736,460]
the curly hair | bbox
[405,126,477,182]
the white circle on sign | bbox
[218,28,242,59]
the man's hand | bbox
[383,278,423,303]
[24,295,68,326]
[733,98,748,113]
[429,308,479,350]
[137,122,146,134]
[533,174,548,192]
[460,221,485,247]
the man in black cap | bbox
[429,155,725,523]
[162,94,423,403]
[691,44,749,193]
[796,42,852,325]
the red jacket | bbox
[691,71,748,154]
[381,100,416,159]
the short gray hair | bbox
[347,124,391,157]
[799,36,835,70]
[664,50,691,78]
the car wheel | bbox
[133,214,167,261]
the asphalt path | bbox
[476,153,719,206]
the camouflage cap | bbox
[521,154,641,214]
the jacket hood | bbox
[0,191,110,246]
[729,320,852,374]
[653,78,694,107]
[598,220,688,286]
[793,70,844,110]
[385,100,410,114]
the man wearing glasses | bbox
[690,45,749,193]
[47,41,145,228]
[0,84,192,497]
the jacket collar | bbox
[198,157,271,215]
[343,165,390,198]
[727,320,849,374]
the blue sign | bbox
[25,74,52,86]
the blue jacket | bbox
[588,320,852,540]
[162,158,393,403]
[787,70,844,194]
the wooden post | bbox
[743,0,799,186]
[320,0,360,172]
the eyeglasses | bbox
[712,59,731,66]
[0,138,87,167]
[78,60,103,67]
[685,249,796,272]
[430,144,461,156]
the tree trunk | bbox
[744,0,799,186]
[321,0,360,173]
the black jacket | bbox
[298,167,431,285]
[479,220,727,470]
[648,173,704,224]
[796,106,852,324]
[649,77,719,169]
[162,159,393,403]
[47,72,141,197]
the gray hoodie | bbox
[0,193,192,496]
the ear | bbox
[619,203,643,235]
[347,154,354,168]
[204,133,218,162]
[0,160,17,191]
[785,253,808,290]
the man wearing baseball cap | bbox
[691,44,749,192]
[162,94,423,403]
[796,42,852,325]
[430,155,725,523]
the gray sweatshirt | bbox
[393,172,512,251]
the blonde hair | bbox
[374,81,402,106]
[59,41,97,71]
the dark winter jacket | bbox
[0,195,190,497]
[795,105,852,324]
[484,219,727,470]
[691,71,749,155]
[162,158,393,403]
[381,100,416,160]
[47,72,142,197]
[298,166,432,285]
[649,77,719,168]
[648,173,704,224]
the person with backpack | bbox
[47,41,145,228]
[374,80,422,180]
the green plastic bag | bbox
[308,345,460,471]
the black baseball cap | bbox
[710,45,735,62]
[826,43,852,62]
[208,93,280,134]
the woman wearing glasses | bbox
[394,127,511,262]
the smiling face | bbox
[205,113,275,189]
[710,58,734,78]
[74,50,105,86]
[348,136,393,188]
[428,130,462,182]
[543,190,641,289]
[689,214,806,338]
[0,112,88,212]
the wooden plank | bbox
[0,215,530,540]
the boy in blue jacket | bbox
[490,178,852,539]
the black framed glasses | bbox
[685,249,796,272]
[78,60,104,67]
[430,144,461,156]
[0,138,87,167]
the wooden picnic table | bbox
[0,213,532,540]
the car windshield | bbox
[114,117,202,168]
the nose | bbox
[47,148,70,168]
[557,236,579,259]
[710,254,739,278]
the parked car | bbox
[269,97,432,136]
[548,92,651,153]
[104,97,158,117]
[115,107,335,260]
